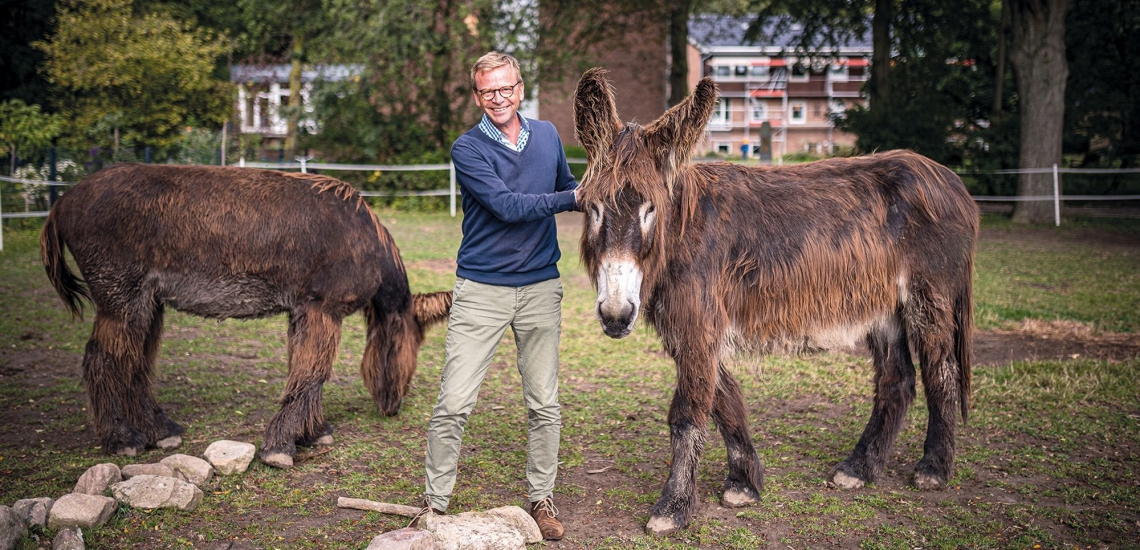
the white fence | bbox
[3,161,1140,251]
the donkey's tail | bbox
[39,209,89,320]
[955,265,974,425]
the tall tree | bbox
[1007,0,1071,224]
[1,0,57,104]
[239,0,325,160]
[1064,0,1140,175]
[36,0,232,152]
[0,99,62,174]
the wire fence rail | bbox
[3,161,1140,251]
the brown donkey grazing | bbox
[40,164,451,468]
[573,68,978,535]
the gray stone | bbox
[0,505,28,550]
[160,454,214,486]
[365,528,435,550]
[12,497,53,528]
[53,527,84,550]
[202,440,256,475]
[110,475,204,511]
[47,494,116,530]
[416,506,541,550]
[73,463,122,495]
[121,463,177,480]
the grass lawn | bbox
[0,211,1137,549]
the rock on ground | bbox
[160,454,214,486]
[202,441,256,475]
[73,463,121,495]
[110,475,204,511]
[416,506,542,550]
[365,527,435,550]
[53,527,84,550]
[0,505,28,550]
[12,498,53,529]
[46,494,116,530]
[121,463,177,480]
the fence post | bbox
[1,173,5,251]
[49,147,58,206]
[299,157,307,174]
[145,147,152,164]
[1053,163,1060,227]
[220,123,227,166]
[449,161,456,217]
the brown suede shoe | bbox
[529,497,563,541]
[409,498,445,528]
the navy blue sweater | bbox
[451,118,578,286]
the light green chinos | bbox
[424,277,563,512]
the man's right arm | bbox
[452,142,578,223]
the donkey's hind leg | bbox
[832,316,916,488]
[260,305,342,468]
[712,364,763,507]
[83,311,153,456]
[121,302,185,449]
[910,291,962,489]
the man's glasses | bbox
[476,81,521,101]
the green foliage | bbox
[35,0,233,153]
[1065,0,1140,173]
[302,77,435,163]
[833,0,1008,168]
[0,99,62,174]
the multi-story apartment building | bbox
[688,15,872,159]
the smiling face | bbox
[473,64,523,132]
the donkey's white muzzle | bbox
[595,258,642,338]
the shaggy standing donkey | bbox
[40,164,451,468]
[573,69,978,535]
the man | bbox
[421,51,578,541]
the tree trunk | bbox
[993,0,1009,114]
[667,0,693,107]
[869,0,891,108]
[1008,0,1070,224]
[285,32,304,160]
[430,0,456,151]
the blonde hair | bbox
[470,52,521,89]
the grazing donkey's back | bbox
[41,163,450,467]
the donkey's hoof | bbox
[646,515,685,536]
[913,469,948,490]
[111,445,144,457]
[312,434,334,446]
[260,451,294,469]
[721,486,760,508]
[156,435,183,450]
[830,470,866,489]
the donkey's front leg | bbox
[260,307,341,468]
[646,389,710,536]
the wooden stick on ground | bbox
[337,497,422,518]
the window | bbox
[749,65,769,78]
[829,63,849,82]
[789,64,809,82]
[716,143,730,155]
[789,101,807,125]
[749,98,767,122]
[735,65,748,77]
[710,98,731,126]
[716,65,731,77]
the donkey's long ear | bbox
[573,68,622,165]
[644,77,718,190]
